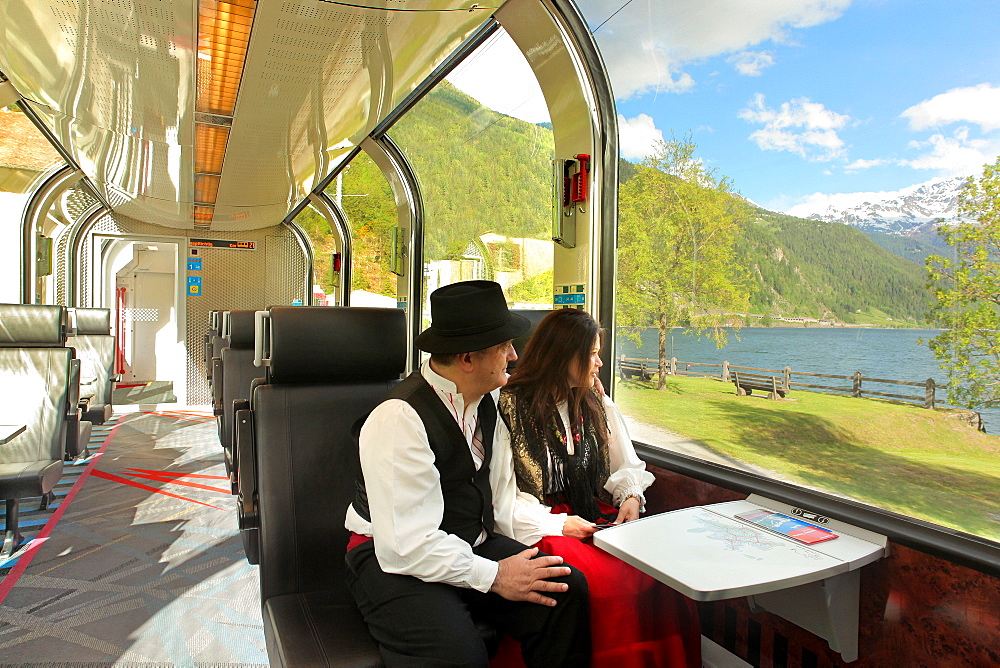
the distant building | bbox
[425,233,552,301]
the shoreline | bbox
[618,325,942,331]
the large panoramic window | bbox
[0,102,61,302]
[577,0,1000,542]
[298,151,400,307]
[391,28,555,322]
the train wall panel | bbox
[84,215,306,405]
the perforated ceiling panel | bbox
[0,1,499,230]
[206,0,496,230]
[1,0,197,226]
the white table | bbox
[0,425,26,444]
[594,494,887,662]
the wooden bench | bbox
[732,370,788,400]
[619,359,653,381]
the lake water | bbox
[615,327,998,431]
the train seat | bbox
[218,310,260,483]
[204,309,222,384]
[67,307,115,425]
[508,308,553,371]
[0,304,72,558]
[211,311,231,419]
[239,306,405,666]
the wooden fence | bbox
[619,356,947,410]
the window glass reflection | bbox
[0,102,62,302]
[590,0,1000,541]
[393,28,555,316]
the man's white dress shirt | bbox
[345,361,554,592]
[344,362,653,591]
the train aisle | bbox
[0,408,267,665]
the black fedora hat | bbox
[416,281,530,354]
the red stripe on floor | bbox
[121,471,231,494]
[141,411,214,423]
[90,470,223,510]
[0,415,128,604]
[124,468,228,480]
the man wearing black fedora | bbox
[345,280,591,666]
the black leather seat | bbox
[68,307,115,425]
[508,308,553,370]
[0,304,73,558]
[236,306,406,666]
[205,309,222,384]
[218,310,260,483]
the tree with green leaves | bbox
[618,133,750,389]
[925,157,1000,408]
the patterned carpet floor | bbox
[0,409,266,666]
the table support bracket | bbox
[747,569,860,663]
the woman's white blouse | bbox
[493,393,655,546]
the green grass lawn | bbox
[615,375,1000,542]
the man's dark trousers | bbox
[346,534,590,667]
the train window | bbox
[584,1,1000,542]
[0,102,61,302]
[39,183,101,305]
[392,28,555,320]
[325,152,398,306]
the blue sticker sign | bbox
[187,275,202,296]
[554,293,586,305]
[187,258,202,271]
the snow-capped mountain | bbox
[786,176,969,236]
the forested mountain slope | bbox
[391,82,554,260]
[739,211,931,324]
[864,229,954,266]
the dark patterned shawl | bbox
[498,385,613,522]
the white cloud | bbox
[728,51,775,76]
[618,113,665,160]
[579,0,851,99]
[445,31,550,123]
[843,158,887,172]
[900,127,1000,176]
[901,84,1000,132]
[739,94,851,160]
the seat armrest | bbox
[205,337,214,380]
[68,358,82,412]
[228,398,251,489]
[65,406,84,458]
[211,357,224,415]
[235,403,259,563]
[234,404,255,503]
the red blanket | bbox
[491,502,701,668]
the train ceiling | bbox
[0,0,497,231]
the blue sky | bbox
[449,0,1000,216]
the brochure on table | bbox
[593,494,887,662]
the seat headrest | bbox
[268,306,406,384]
[73,307,112,335]
[508,309,553,370]
[226,310,256,348]
[208,310,222,335]
[0,304,67,346]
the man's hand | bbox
[614,497,641,524]
[490,547,572,606]
[562,515,599,539]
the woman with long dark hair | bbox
[493,309,700,668]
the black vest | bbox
[353,372,496,546]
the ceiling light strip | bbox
[194,0,257,229]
